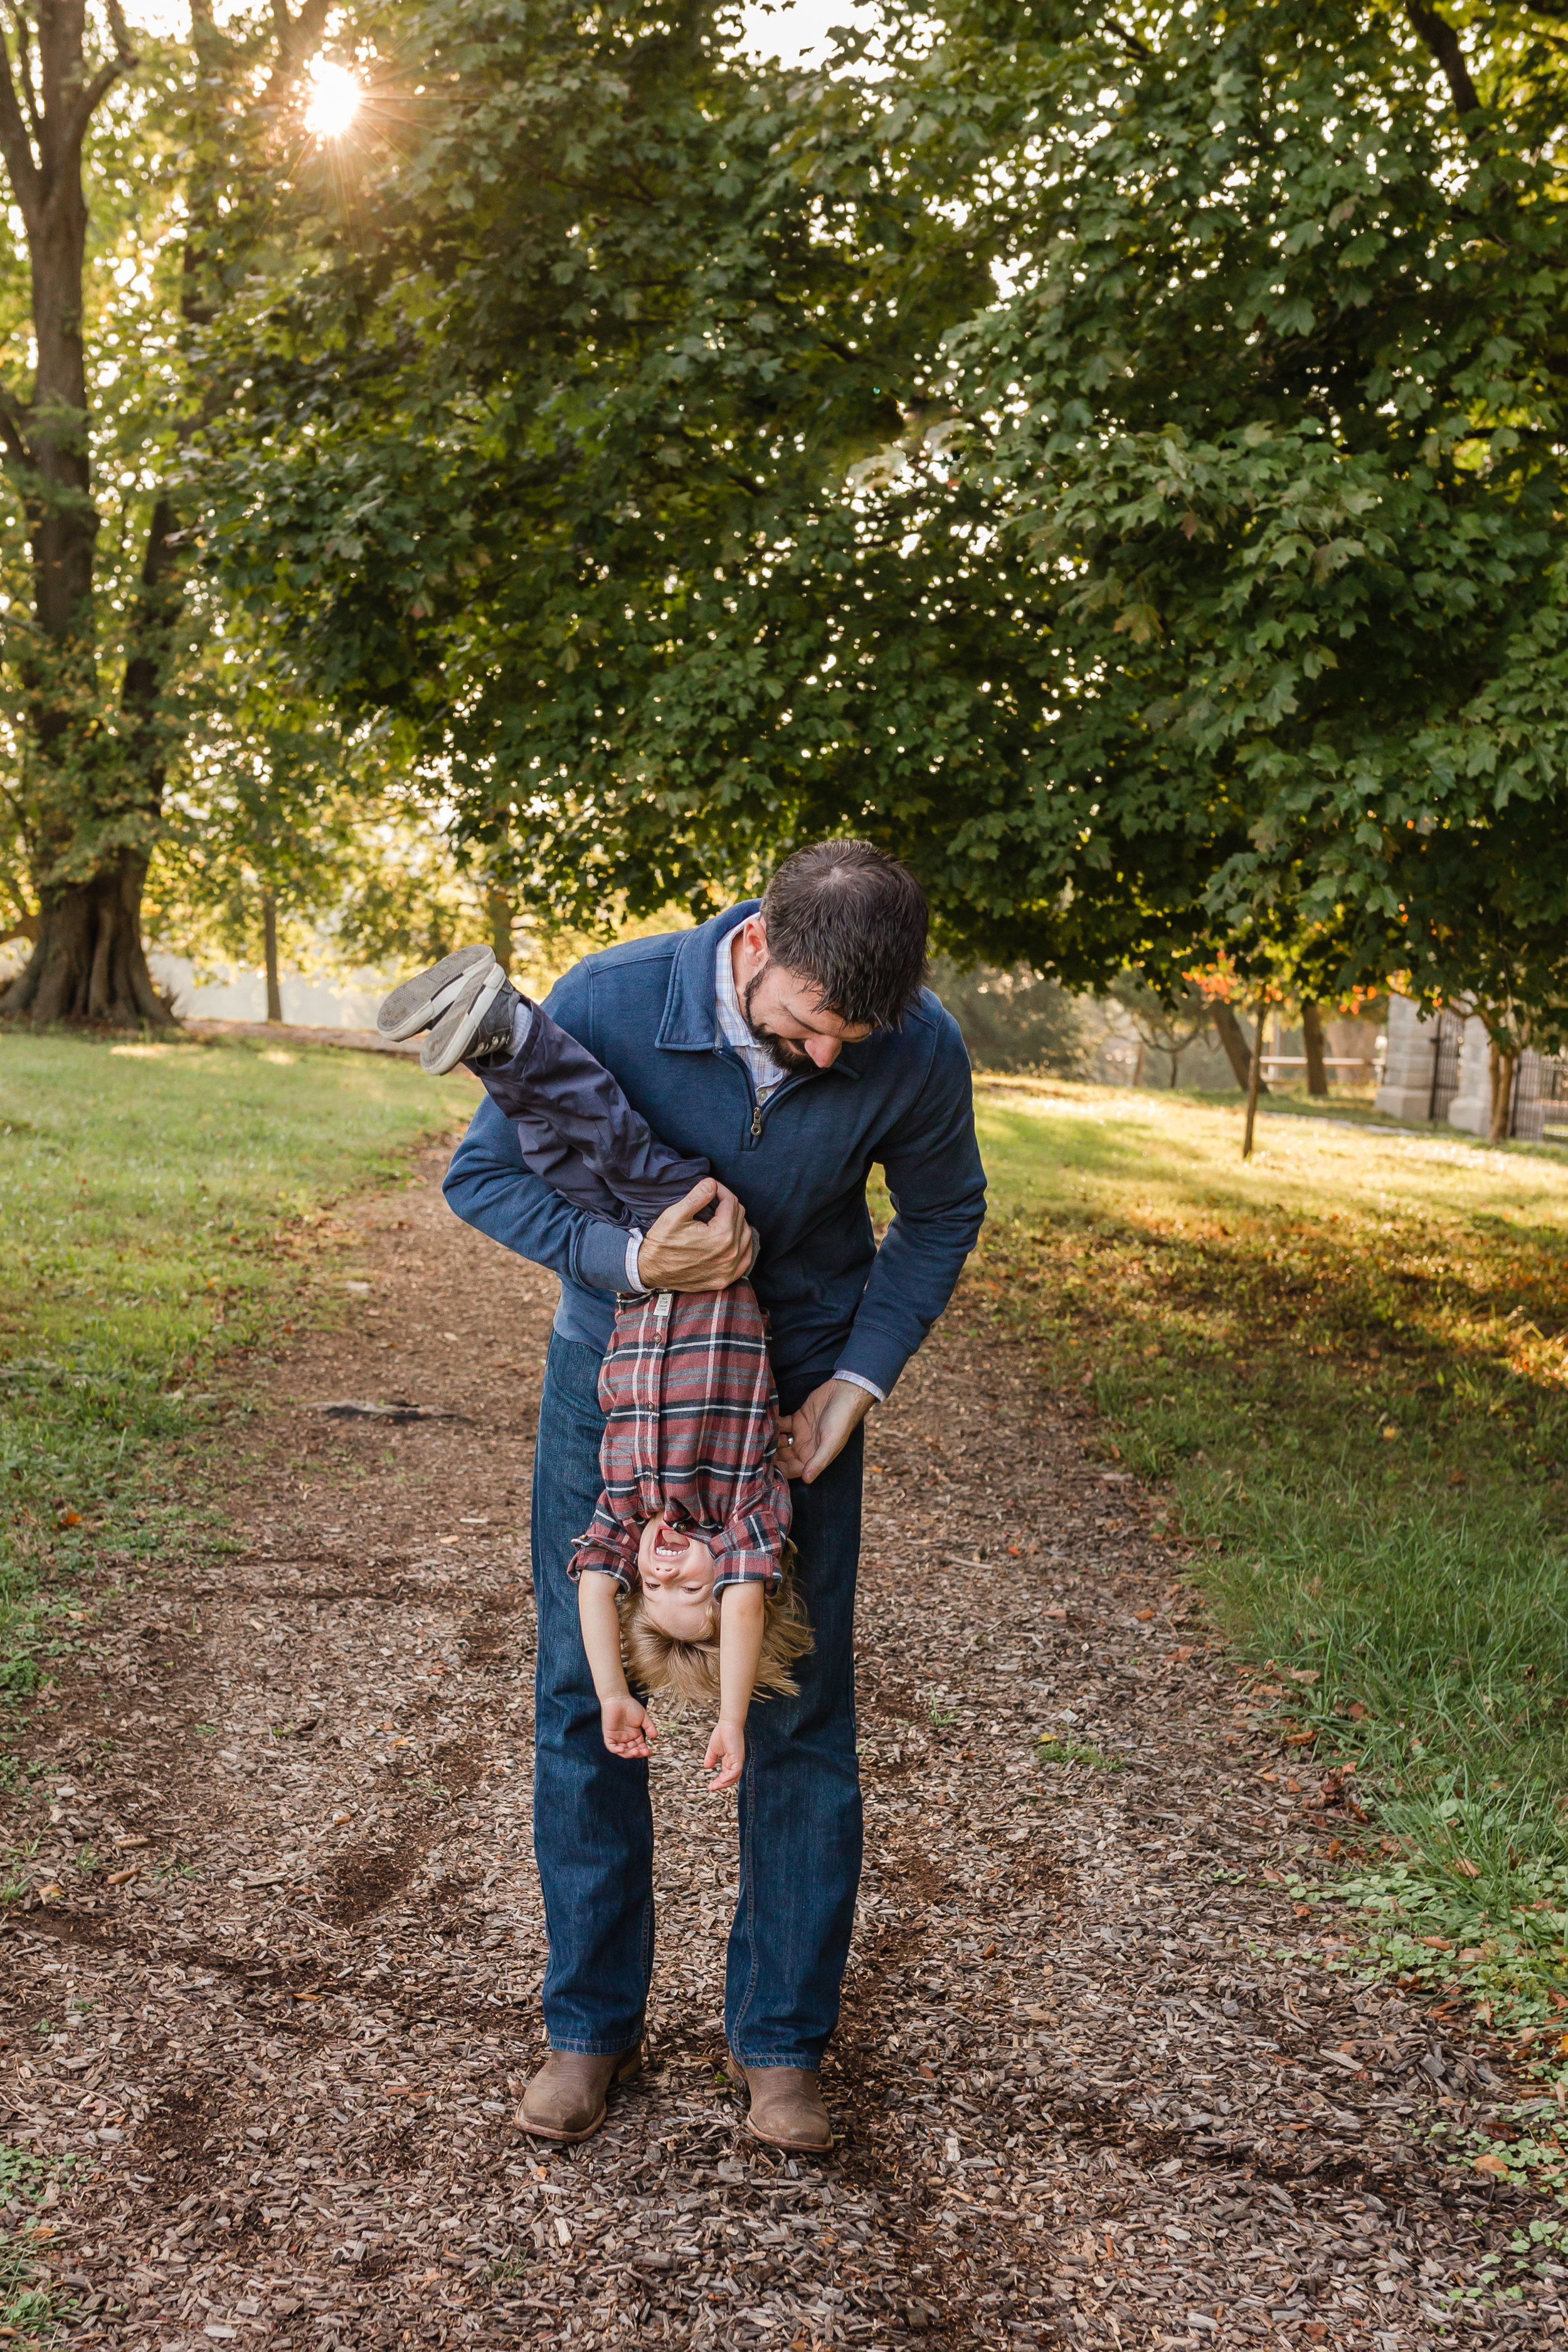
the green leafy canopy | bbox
[204,0,1568,1016]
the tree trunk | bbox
[262,889,282,1022]
[1213,1000,1269,1094]
[1302,1000,1328,1096]
[487,884,514,970]
[1,847,167,1024]
[1242,997,1266,1159]
[1488,1044,1516,1144]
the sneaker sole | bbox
[376,945,495,1041]
[421,962,511,1075]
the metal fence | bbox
[1511,1051,1568,1143]
[1429,1010,1465,1122]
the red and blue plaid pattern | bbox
[570,1280,791,1596]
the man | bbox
[443,839,987,2150]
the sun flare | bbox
[304,60,362,140]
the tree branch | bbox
[261,0,332,107]
[1405,0,1482,122]
[0,24,41,225]
[58,0,138,157]
[0,377,31,472]
[103,0,137,67]
[1105,13,1152,60]
[4,3,40,147]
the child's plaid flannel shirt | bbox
[569,1280,791,1596]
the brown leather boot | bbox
[518,2046,642,2142]
[728,2052,833,2152]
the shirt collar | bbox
[655,904,755,1052]
[653,899,862,1081]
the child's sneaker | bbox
[377,945,496,1041]
[420,961,518,1074]
[376,946,518,1075]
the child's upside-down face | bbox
[636,1512,718,1643]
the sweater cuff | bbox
[578,1216,638,1297]
[832,1328,908,1401]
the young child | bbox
[573,1283,812,1791]
[378,945,811,1783]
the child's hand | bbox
[600,1695,657,1759]
[704,1720,746,1793]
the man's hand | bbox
[704,1720,746,1793]
[776,1377,875,1486]
[637,1177,756,1293]
[600,1695,657,1760]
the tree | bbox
[1301,1003,1328,1099]
[0,0,331,1026]
[209,0,1568,1023]
[1109,975,1212,1091]
[928,956,1086,1075]
[927,0,1568,1012]
[204,0,1076,960]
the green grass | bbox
[962,1076,1568,2124]
[0,2148,66,2339]
[0,1029,467,1715]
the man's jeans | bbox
[530,1331,864,2066]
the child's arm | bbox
[578,1574,657,1760]
[704,1582,765,1793]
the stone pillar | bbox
[1448,1015,1491,1136]
[1374,994,1441,1122]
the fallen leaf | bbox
[56,1509,81,1528]
[106,1867,139,1887]
[1134,1609,1155,1623]
[1473,2153,1510,2176]
[1451,1858,1482,1880]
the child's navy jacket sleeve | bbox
[442,1093,632,1301]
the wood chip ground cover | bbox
[1,1147,1562,2348]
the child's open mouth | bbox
[651,1522,690,1562]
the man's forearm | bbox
[834,1197,986,1397]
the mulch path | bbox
[1,1142,1559,2350]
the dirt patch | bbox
[0,1137,1556,2348]
[329,1837,426,1924]
[147,2081,220,2159]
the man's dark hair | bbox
[759,840,928,1030]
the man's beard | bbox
[741,968,817,1075]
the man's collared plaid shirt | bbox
[569,1279,791,1596]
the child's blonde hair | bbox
[622,1545,813,1712]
